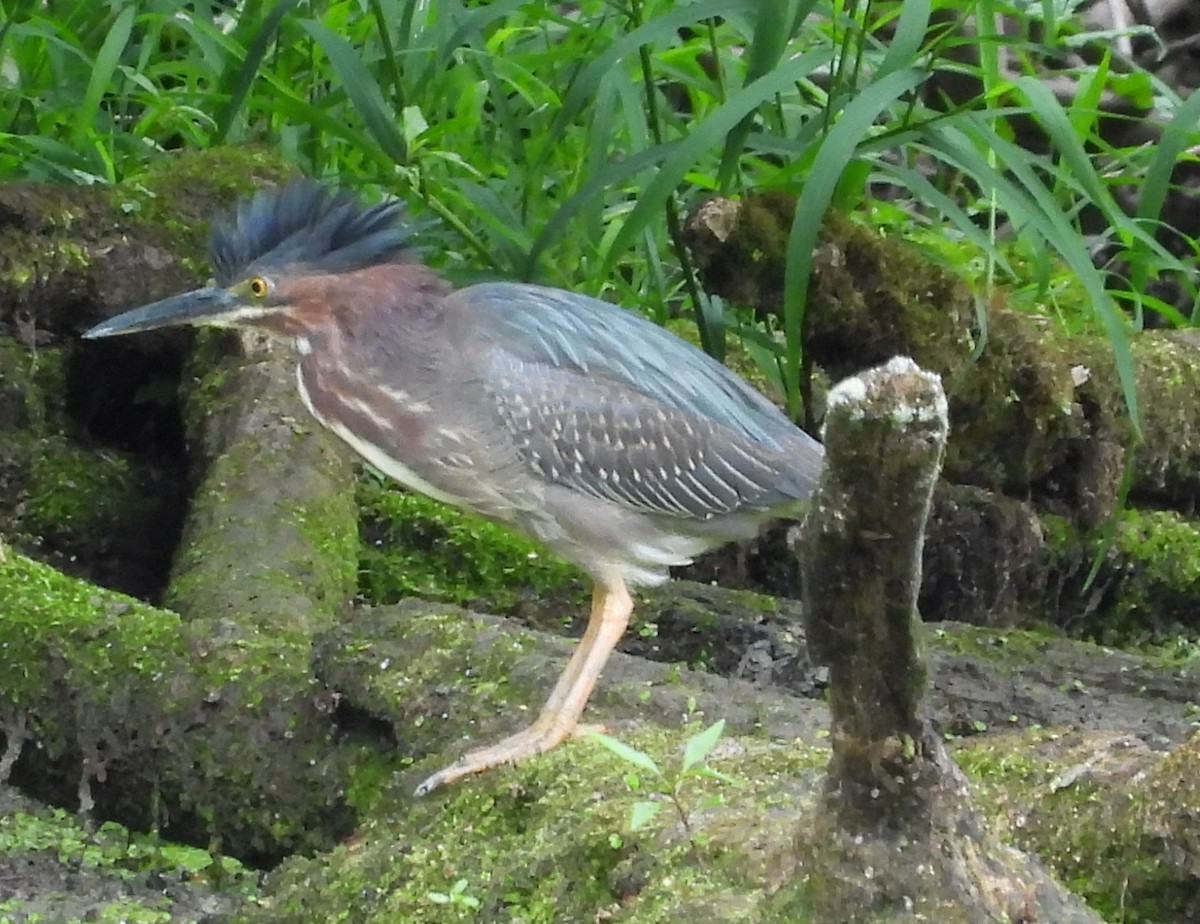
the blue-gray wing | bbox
[444,283,822,519]
[483,353,814,518]
[448,282,812,453]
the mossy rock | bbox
[356,473,584,615]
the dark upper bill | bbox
[83,286,237,339]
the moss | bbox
[0,342,160,568]
[0,806,257,888]
[0,549,356,859]
[319,603,548,761]
[807,210,977,377]
[0,803,258,922]
[159,339,359,634]
[1109,509,1200,627]
[1125,336,1200,500]
[293,456,360,604]
[356,474,582,612]
[21,436,140,538]
[1043,508,1200,643]
[0,229,92,289]
[955,729,1193,924]
[928,623,1061,666]
[0,340,71,435]
[237,726,827,924]
[112,146,293,262]
[0,550,188,750]
[162,430,356,633]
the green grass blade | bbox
[4,134,99,182]
[601,47,836,279]
[874,160,1014,276]
[781,66,928,416]
[299,18,409,166]
[1136,88,1200,223]
[554,0,758,135]
[525,142,676,278]
[70,4,135,145]
[433,0,531,166]
[416,0,526,89]
[717,0,820,190]
[1015,75,1158,253]
[926,120,1141,433]
[1067,53,1109,140]
[212,0,300,144]
[368,0,405,112]
[877,0,931,78]
[454,179,534,270]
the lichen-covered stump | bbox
[781,356,1100,923]
[799,355,950,827]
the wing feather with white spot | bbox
[485,353,804,520]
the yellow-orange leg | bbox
[414,578,633,796]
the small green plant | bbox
[426,878,482,911]
[589,719,741,863]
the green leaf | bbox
[588,731,661,776]
[525,142,673,278]
[1015,76,1158,253]
[554,0,760,135]
[1108,69,1154,110]
[1137,88,1200,224]
[298,18,409,165]
[782,66,928,416]
[629,800,661,830]
[923,118,1142,434]
[690,765,745,787]
[602,47,835,279]
[717,0,821,190]
[873,160,1014,277]
[681,719,725,773]
[71,4,135,145]
[1067,54,1109,139]
[402,105,428,147]
[212,0,301,144]
[455,179,534,270]
[877,0,931,79]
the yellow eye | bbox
[248,276,269,298]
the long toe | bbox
[414,719,576,796]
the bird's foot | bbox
[414,718,594,796]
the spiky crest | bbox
[209,180,416,286]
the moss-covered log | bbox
[0,551,355,862]
[684,195,1200,520]
[961,727,1200,923]
[165,334,358,636]
[0,150,365,862]
[250,593,1196,923]
[5,532,1200,918]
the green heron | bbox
[84,181,824,795]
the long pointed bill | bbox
[83,286,239,339]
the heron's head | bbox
[84,180,417,341]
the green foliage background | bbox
[4,0,1199,422]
